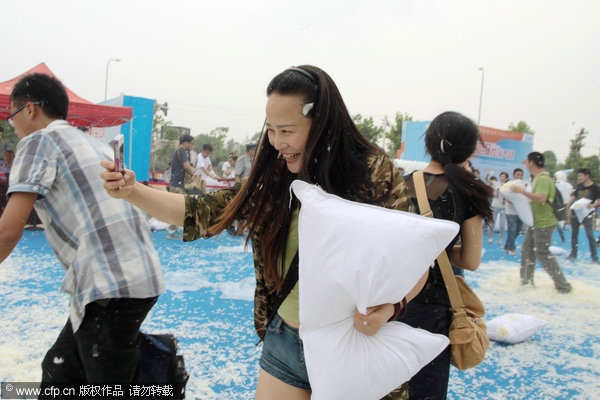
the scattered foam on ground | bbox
[1,230,599,399]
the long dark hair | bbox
[211,65,383,288]
[425,111,493,223]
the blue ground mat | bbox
[1,226,599,399]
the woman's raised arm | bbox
[100,160,186,226]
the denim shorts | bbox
[259,313,311,391]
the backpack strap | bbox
[413,171,465,311]
[266,251,299,327]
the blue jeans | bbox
[259,314,311,391]
[488,206,506,237]
[504,214,522,251]
[570,213,597,260]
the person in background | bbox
[221,152,236,176]
[566,168,600,263]
[511,152,572,293]
[167,134,195,239]
[550,174,566,243]
[504,168,525,256]
[0,73,164,387]
[398,111,492,399]
[101,65,426,400]
[485,172,507,245]
[235,142,257,183]
[222,154,238,183]
[0,150,14,215]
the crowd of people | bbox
[0,64,594,399]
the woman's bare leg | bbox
[255,368,311,400]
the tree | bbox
[581,155,600,183]
[384,112,413,158]
[152,102,171,140]
[561,128,600,184]
[542,151,558,175]
[194,127,230,164]
[0,120,19,151]
[153,141,176,172]
[509,121,535,135]
[564,128,588,170]
[352,114,384,143]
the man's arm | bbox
[183,161,195,176]
[0,192,38,263]
[511,184,548,204]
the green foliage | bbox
[153,142,176,172]
[163,126,180,141]
[384,112,413,158]
[194,127,230,164]
[509,120,535,135]
[558,128,600,184]
[0,120,19,152]
[152,102,170,139]
[542,151,558,175]
[353,114,384,143]
[563,128,588,170]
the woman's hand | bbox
[353,303,395,336]
[100,160,137,198]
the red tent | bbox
[0,63,132,127]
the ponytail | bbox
[444,162,493,224]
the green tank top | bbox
[277,207,300,324]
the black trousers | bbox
[41,297,157,384]
[397,302,451,400]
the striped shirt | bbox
[8,120,164,331]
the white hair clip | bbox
[440,138,451,153]
[302,102,314,117]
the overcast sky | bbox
[2,0,598,161]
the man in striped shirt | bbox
[0,73,165,384]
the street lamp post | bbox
[104,58,122,101]
[477,67,485,125]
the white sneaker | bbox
[508,250,517,256]
[488,238,493,244]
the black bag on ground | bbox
[139,333,189,399]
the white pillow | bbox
[487,313,547,344]
[501,180,534,226]
[291,180,459,400]
[549,246,569,256]
[570,198,593,223]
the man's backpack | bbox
[552,186,566,221]
[139,333,189,399]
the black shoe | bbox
[592,258,600,265]
[567,253,576,261]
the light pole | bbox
[477,67,484,125]
[104,58,121,101]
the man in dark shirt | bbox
[169,134,195,192]
[566,168,600,263]
[166,134,195,238]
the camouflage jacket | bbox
[182,152,412,341]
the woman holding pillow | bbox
[101,65,426,400]
[397,111,493,399]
